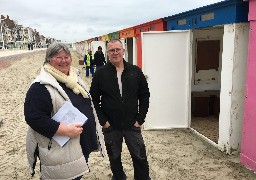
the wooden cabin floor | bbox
[191,116,219,143]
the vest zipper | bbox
[48,139,52,150]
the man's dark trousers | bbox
[103,127,150,180]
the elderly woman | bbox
[24,42,105,180]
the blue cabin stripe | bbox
[164,0,249,30]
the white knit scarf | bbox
[44,63,88,98]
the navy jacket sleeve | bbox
[24,82,60,139]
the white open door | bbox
[142,31,192,129]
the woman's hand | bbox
[103,121,110,128]
[56,123,83,138]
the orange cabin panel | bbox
[134,18,167,68]
[120,28,135,39]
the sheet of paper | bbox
[52,101,88,147]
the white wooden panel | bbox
[142,31,191,129]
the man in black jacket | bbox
[90,39,151,180]
[93,46,106,70]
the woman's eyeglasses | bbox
[54,56,71,61]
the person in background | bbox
[94,46,106,71]
[84,49,94,77]
[90,39,151,180]
[24,42,105,180]
[30,43,33,50]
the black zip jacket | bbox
[90,60,150,130]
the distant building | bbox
[0,14,56,49]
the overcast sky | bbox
[0,0,224,43]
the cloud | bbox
[0,0,224,42]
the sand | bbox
[0,50,256,180]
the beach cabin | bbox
[101,34,110,42]
[241,0,256,172]
[94,37,99,41]
[73,42,80,53]
[74,40,88,56]
[142,0,249,154]
[109,31,120,40]
[134,19,167,68]
[87,38,94,51]
[119,27,136,65]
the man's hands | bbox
[134,121,141,128]
[56,123,83,138]
[102,121,141,128]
